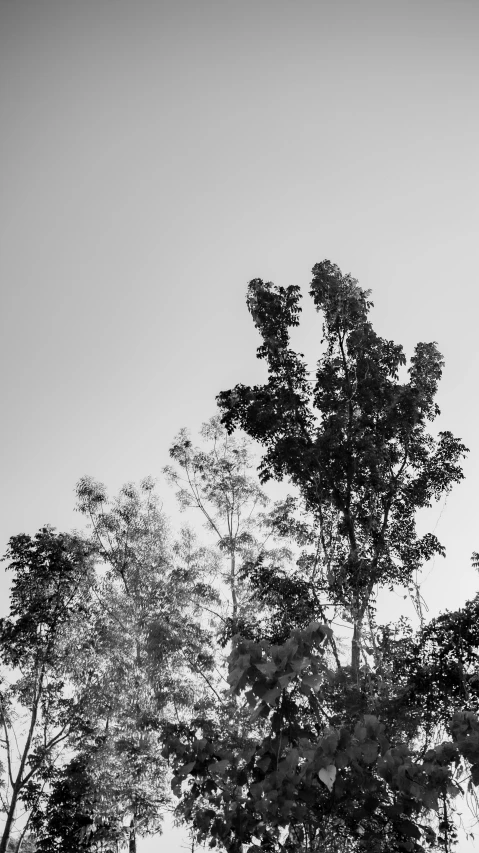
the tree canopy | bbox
[1,260,477,853]
[162,261,474,853]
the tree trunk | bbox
[0,671,44,853]
[230,551,238,619]
[0,790,20,853]
[129,816,136,853]
[351,619,361,678]
[352,589,374,678]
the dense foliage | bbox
[1,261,478,853]
[0,528,96,853]
[162,262,474,853]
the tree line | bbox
[1,260,478,853]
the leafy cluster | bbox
[163,618,479,853]
[218,262,466,611]
[1,260,477,853]
[162,261,474,853]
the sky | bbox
[1,0,479,849]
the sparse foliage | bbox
[164,417,270,625]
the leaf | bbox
[262,685,282,705]
[227,666,243,687]
[354,724,367,742]
[361,741,379,765]
[318,764,336,791]
[250,702,271,722]
[239,745,256,763]
[253,681,269,699]
[255,661,277,677]
[278,749,300,774]
[178,761,196,777]
[208,759,229,776]
[291,657,310,674]
[301,673,323,692]
[280,799,295,817]
[396,820,421,840]
[363,715,380,736]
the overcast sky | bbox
[1,1,479,849]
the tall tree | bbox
[0,528,95,853]
[217,261,466,675]
[163,262,473,853]
[30,477,219,853]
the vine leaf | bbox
[318,764,336,791]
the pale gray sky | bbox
[1,1,479,849]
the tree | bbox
[73,476,218,721]
[164,416,271,627]
[218,260,467,676]
[0,528,95,853]
[28,477,219,853]
[163,261,473,852]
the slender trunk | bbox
[351,619,361,678]
[0,791,20,853]
[230,551,238,619]
[351,582,375,678]
[129,815,136,853]
[0,680,42,853]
